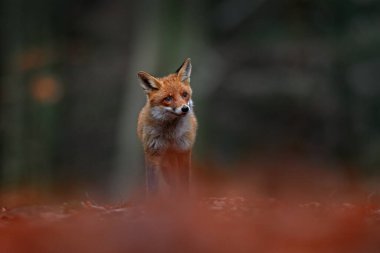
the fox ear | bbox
[137,71,161,92]
[176,58,192,83]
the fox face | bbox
[138,58,193,121]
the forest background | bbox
[1,0,380,200]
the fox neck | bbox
[144,107,193,152]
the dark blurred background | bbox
[1,0,380,199]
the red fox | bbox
[137,58,197,196]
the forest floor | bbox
[1,192,380,253]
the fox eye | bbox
[182,92,188,98]
[164,96,173,102]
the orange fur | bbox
[137,58,197,196]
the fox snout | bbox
[181,105,189,113]
[172,104,190,116]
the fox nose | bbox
[181,105,189,113]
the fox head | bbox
[137,58,193,121]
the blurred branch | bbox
[110,0,162,198]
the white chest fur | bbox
[143,114,193,153]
